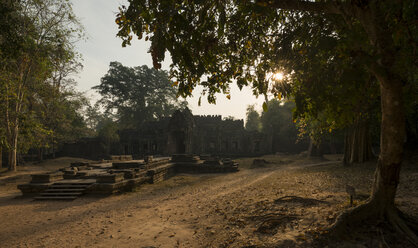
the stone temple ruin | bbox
[18,154,239,200]
[17,108,267,200]
[59,108,273,160]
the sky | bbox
[71,0,264,121]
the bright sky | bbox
[71,0,264,121]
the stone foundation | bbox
[18,154,239,197]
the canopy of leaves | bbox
[245,105,261,132]
[116,1,416,103]
[0,0,86,155]
[93,62,188,129]
[261,100,299,146]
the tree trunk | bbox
[329,73,418,245]
[8,128,18,172]
[308,138,323,157]
[0,147,2,168]
[369,75,405,209]
[52,143,56,159]
[8,148,17,172]
[38,148,43,162]
[343,120,374,165]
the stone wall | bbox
[59,108,275,159]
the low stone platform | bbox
[34,179,95,200]
[18,154,239,199]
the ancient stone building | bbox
[59,108,272,159]
[118,108,272,158]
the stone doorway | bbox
[170,131,186,154]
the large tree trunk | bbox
[369,74,405,209]
[343,120,374,165]
[330,73,418,245]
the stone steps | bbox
[39,192,84,196]
[50,184,90,188]
[34,180,95,201]
[34,196,78,200]
[42,188,85,192]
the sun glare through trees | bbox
[0,0,417,247]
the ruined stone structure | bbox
[60,108,272,160]
[18,155,239,199]
[118,108,272,158]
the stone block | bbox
[18,183,50,195]
[112,161,145,169]
[144,155,153,163]
[30,173,63,183]
[147,164,176,183]
[96,173,125,183]
[110,155,133,161]
[203,156,223,165]
[171,154,200,163]
[70,162,89,167]
[110,169,137,179]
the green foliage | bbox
[245,105,261,132]
[38,85,92,148]
[260,100,299,146]
[84,102,106,134]
[116,0,416,118]
[275,12,381,139]
[97,119,120,154]
[93,62,188,129]
[116,1,294,103]
[0,0,85,167]
[116,0,416,156]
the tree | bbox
[0,0,84,170]
[245,105,261,132]
[97,118,120,155]
[261,100,300,153]
[84,102,106,134]
[37,86,91,159]
[93,62,188,129]
[274,12,380,163]
[116,0,418,243]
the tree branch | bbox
[268,0,342,14]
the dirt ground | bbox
[0,155,416,248]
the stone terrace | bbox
[18,154,239,200]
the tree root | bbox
[397,209,418,233]
[387,208,418,247]
[256,215,298,234]
[327,201,418,247]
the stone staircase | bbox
[34,179,95,200]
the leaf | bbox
[226,94,231,100]
[262,102,268,112]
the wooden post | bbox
[346,184,356,207]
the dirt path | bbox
[0,156,416,248]
[0,167,278,247]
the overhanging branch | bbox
[268,0,342,14]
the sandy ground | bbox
[0,155,416,248]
